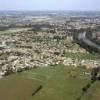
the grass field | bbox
[21,65,90,100]
[82,81,100,100]
[0,75,41,100]
[0,65,100,100]
[65,52,100,60]
[0,28,31,35]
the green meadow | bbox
[0,65,97,100]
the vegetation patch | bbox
[65,52,100,60]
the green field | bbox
[0,75,41,100]
[0,28,31,35]
[28,65,90,100]
[82,81,100,100]
[0,65,100,100]
[65,52,100,60]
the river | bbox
[78,32,100,52]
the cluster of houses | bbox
[0,29,99,78]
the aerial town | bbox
[0,11,100,100]
[0,11,100,77]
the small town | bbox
[0,15,100,77]
[0,10,100,100]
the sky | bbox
[0,0,100,11]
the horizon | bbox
[0,0,100,11]
[0,10,100,12]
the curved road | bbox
[78,32,100,52]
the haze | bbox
[0,0,100,11]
